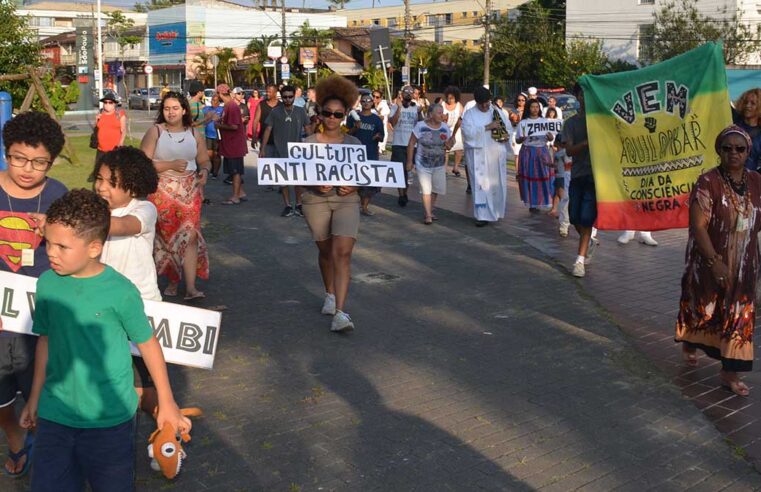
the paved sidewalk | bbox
[414,163,761,472]
[3,156,761,490]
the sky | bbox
[30,0,432,11]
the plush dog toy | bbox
[147,407,203,479]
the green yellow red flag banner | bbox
[578,42,731,230]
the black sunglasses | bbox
[281,94,295,99]
[721,145,747,153]
[320,110,345,119]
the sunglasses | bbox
[281,94,295,99]
[321,110,345,119]
[517,98,526,102]
[103,100,116,105]
[373,95,381,99]
[361,99,373,104]
[721,145,747,153]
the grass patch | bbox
[49,135,141,189]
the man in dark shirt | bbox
[562,83,596,278]
[260,85,310,217]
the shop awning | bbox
[325,61,364,76]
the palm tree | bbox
[327,0,350,9]
[245,34,278,60]
[192,52,214,86]
[214,48,238,85]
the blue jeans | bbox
[32,417,136,492]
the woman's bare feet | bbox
[682,344,698,367]
[720,369,749,396]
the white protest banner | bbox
[258,142,406,188]
[0,271,220,370]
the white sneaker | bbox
[638,231,658,246]
[559,225,569,237]
[572,261,585,278]
[331,311,355,332]
[617,231,635,244]
[321,293,336,315]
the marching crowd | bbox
[1,72,761,490]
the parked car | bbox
[537,92,580,120]
[128,87,160,110]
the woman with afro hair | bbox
[302,75,363,333]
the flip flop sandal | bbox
[184,291,206,301]
[163,286,179,297]
[681,347,698,367]
[722,379,750,397]
[238,196,249,202]
[220,200,240,205]
[3,434,33,479]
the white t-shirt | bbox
[101,198,161,301]
[389,103,420,146]
[516,117,563,147]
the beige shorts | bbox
[416,165,447,195]
[302,190,360,241]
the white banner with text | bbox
[257,143,406,188]
[0,271,220,370]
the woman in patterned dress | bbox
[676,125,761,396]
[141,92,211,300]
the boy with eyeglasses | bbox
[0,111,68,477]
[260,85,311,217]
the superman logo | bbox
[0,211,42,272]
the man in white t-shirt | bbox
[542,96,563,119]
[373,89,391,156]
[389,85,423,206]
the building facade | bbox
[566,0,761,66]
[338,0,522,50]
[17,2,145,40]
[147,0,347,87]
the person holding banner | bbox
[141,91,211,300]
[516,99,555,211]
[20,189,191,490]
[0,111,68,477]
[460,87,511,227]
[301,75,363,333]
[562,83,597,278]
[676,126,761,397]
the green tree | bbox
[133,0,183,13]
[0,0,41,106]
[106,9,141,127]
[643,0,761,65]
[214,48,237,85]
[489,0,625,87]
[192,52,214,86]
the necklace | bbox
[165,125,186,143]
[284,107,294,123]
[718,167,752,222]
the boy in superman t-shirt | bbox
[0,112,67,477]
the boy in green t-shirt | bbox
[19,189,190,490]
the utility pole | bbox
[483,0,491,89]
[281,0,287,49]
[403,0,411,86]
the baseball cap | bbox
[216,83,230,95]
[528,86,538,95]
[232,87,244,94]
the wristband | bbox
[705,254,722,267]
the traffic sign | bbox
[281,63,290,80]
[280,56,288,64]
[144,64,153,74]
[401,66,410,84]
[268,45,282,59]
[210,55,219,68]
